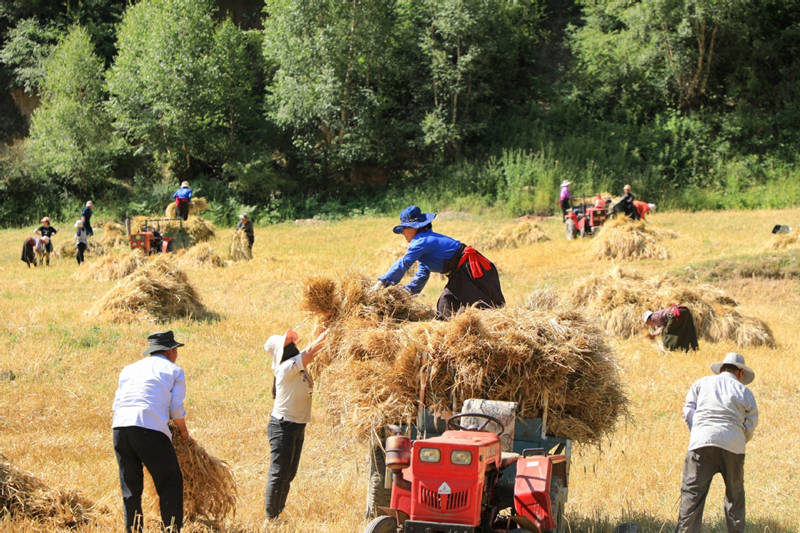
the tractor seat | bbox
[500,451,520,469]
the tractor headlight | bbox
[450,450,472,465]
[419,447,441,463]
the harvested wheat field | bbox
[1,208,799,532]
[176,243,225,268]
[763,231,799,251]
[593,216,671,261]
[565,267,774,347]
[73,250,147,282]
[87,255,208,322]
[471,220,550,250]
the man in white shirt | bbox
[112,331,189,533]
[263,328,328,520]
[676,352,758,533]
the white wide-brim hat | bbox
[560,180,571,187]
[711,352,754,385]
[264,334,286,371]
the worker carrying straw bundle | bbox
[374,205,505,319]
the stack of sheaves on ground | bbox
[302,275,628,445]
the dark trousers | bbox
[676,446,745,533]
[265,416,306,518]
[76,242,87,264]
[177,201,189,221]
[436,249,505,320]
[113,427,183,533]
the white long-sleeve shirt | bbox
[112,355,187,439]
[683,372,758,455]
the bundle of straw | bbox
[0,454,107,528]
[593,217,670,261]
[763,232,799,251]
[144,425,236,527]
[471,221,550,250]
[97,222,129,248]
[303,275,627,444]
[88,255,208,322]
[176,243,224,268]
[567,267,774,347]
[228,229,252,261]
[129,215,214,247]
[54,239,107,259]
[164,197,209,218]
[183,217,215,245]
[73,251,147,282]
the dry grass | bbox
[302,275,628,444]
[593,217,670,261]
[54,239,107,259]
[0,454,108,529]
[2,209,800,532]
[144,424,236,527]
[763,231,799,251]
[164,197,209,218]
[87,255,208,322]
[567,267,774,347]
[470,221,550,250]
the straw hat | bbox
[181,181,190,188]
[560,180,571,188]
[711,352,754,385]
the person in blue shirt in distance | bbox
[173,181,192,221]
[375,205,505,319]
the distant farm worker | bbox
[643,305,699,352]
[375,205,505,320]
[633,200,656,220]
[559,180,572,217]
[619,184,641,220]
[20,237,36,267]
[173,181,192,221]
[675,352,758,533]
[263,328,329,521]
[593,194,606,210]
[236,213,254,253]
[112,331,188,533]
[75,220,89,265]
[81,200,94,236]
[35,216,57,265]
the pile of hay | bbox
[593,217,670,261]
[183,216,215,245]
[566,267,774,347]
[54,239,107,259]
[73,251,147,282]
[129,215,215,246]
[228,229,252,261]
[145,425,236,527]
[471,221,550,250]
[0,454,107,528]
[176,243,224,268]
[302,275,627,444]
[88,256,208,322]
[763,232,799,251]
[164,197,209,218]
[97,222,129,248]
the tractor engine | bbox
[386,430,503,532]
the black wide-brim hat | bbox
[142,330,185,356]
[392,205,436,234]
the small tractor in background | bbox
[364,399,570,533]
[128,217,184,254]
[564,195,611,240]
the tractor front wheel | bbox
[565,219,576,240]
[364,515,398,533]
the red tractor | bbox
[128,218,182,254]
[364,401,570,533]
[563,196,611,240]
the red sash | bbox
[457,246,491,279]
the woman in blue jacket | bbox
[376,206,504,319]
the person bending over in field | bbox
[643,305,699,352]
[21,237,37,267]
[675,352,758,533]
[263,328,328,522]
[112,331,189,533]
[374,205,505,320]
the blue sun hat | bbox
[392,205,436,234]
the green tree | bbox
[26,25,118,195]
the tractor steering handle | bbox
[446,413,505,436]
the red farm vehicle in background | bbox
[564,195,611,240]
[364,399,570,533]
[128,218,180,254]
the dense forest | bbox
[1,0,799,226]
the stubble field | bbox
[1,208,799,532]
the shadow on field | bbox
[564,512,794,532]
